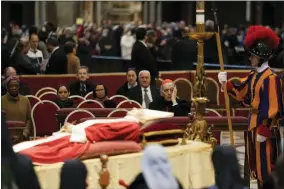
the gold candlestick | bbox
[182,1,216,147]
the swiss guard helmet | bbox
[244,25,280,65]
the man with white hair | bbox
[149,79,191,116]
[128,70,160,108]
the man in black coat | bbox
[69,66,95,97]
[131,28,158,84]
[171,30,197,70]
[116,68,138,97]
[149,79,191,116]
[128,70,160,108]
[45,37,68,74]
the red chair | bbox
[31,100,60,138]
[84,92,93,100]
[205,108,222,117]
[35,87,57,97]
[39,91,57,101]
[109,95,128,104]
[64,109,95,124]
[107,109,129,118]
[25,95,41,108]
[116,100,142,108]
[77,100,104,108]
[69,95,85,107]
[6,121,26,144]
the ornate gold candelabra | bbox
[182,1,217,147]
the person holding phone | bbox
[149,79,191,116]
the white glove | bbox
[218,72,227,84]
[257,134,267,142]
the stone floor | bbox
[220,131,257,189]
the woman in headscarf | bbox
[1,76,32,139]
[208,145,247,189]
[127,144,183,189]
[2,111,41,189]
[59,159,88,189]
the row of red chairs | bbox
[29,99,223,139]
[26,93,142,109]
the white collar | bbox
[141,86,150,91]
[29,48,38,53]
[128,82,137,88]
[256,62,269,73]
[51,47,59,55]
[139,40,147,48]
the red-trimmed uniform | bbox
[219,25,283,185]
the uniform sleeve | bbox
[226,73,253,101]
[259,75,283,120]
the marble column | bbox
[143,2,148,24]
[41,1,47,24]
[35,1,40,26]
[156,1,162,24]
[96,1,102,26]
[55,2,76,26]
[149,1,156,23]
[245,1,251,23]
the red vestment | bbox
[13,118,141,164]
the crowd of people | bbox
[2,20,284,76]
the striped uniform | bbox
[227,67,283,184]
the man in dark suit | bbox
[149,79,191,116]
[131,28,158,84]
[116,68,138,97]
[69,66,95,97]
[128,70,160,108]
[45,37,68,74]
[171,29,197,70]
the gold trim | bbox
[145,139,179,145]
[229,77,241,82]
[143,129,184,137]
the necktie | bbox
[144,88,151,109]
[81,84,86,95]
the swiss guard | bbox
[218,25,284,187]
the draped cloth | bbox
[13,109,174,164]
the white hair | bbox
[138,70,151,78]
[160,82,175,94]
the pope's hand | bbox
[218,72,227,84]
[62,122,74,133]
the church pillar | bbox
[156,1,162,24]
[149,1,156,23]
[143,2,148,24]
[246,1,251,23]
[96,1,102,26]
[55,2,76,26]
